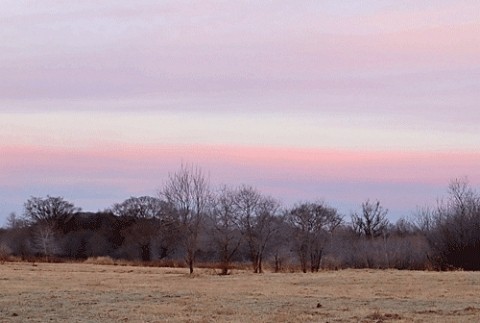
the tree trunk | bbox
[219,245,229,275]
[141,243,151,262]
[186,248,195,274]
[299,243,308,273]
[257,255,263,274]
[221,267,228,275]
[274,254,281,273]
[252,253,259,273]
[311,249,322,272]
[189,258,194,274]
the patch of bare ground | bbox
[0,263,479,322]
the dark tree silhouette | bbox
[351,200,389,239]
[423,179,480,270]
[24,196,80,261]
[24,196,80,229]
[112,196,178,261]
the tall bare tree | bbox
[233,185,280,273]
[161,164,211,274]
[289,202,342,272]
[423,179,480,270]
[210,186,243,275]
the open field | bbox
[0,262,479,322]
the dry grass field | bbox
[0,262,479,322]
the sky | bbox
[1,1,479,225]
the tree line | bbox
[1,165,479,272]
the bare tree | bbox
[422,179,480,270]
[289,202,342,272]
[269,217,295,273]
[351,200,389,239]
[446,178,480,217]
[32,224,58,261]
[1,213,31,260]
[233,186,280,273]
[161,164,211,274]
[411,207,437,233]
[210,186,243,275]
[6,212,28,229]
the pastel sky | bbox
[1,1,479,224]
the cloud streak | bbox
[1,1,479,101]
[1,110,478,151]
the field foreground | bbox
[0,263,479,322]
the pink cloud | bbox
[3,144,479,188]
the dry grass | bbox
[83,256,116,266]
[0,263,479,322]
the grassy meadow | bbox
[0,262,479,322]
